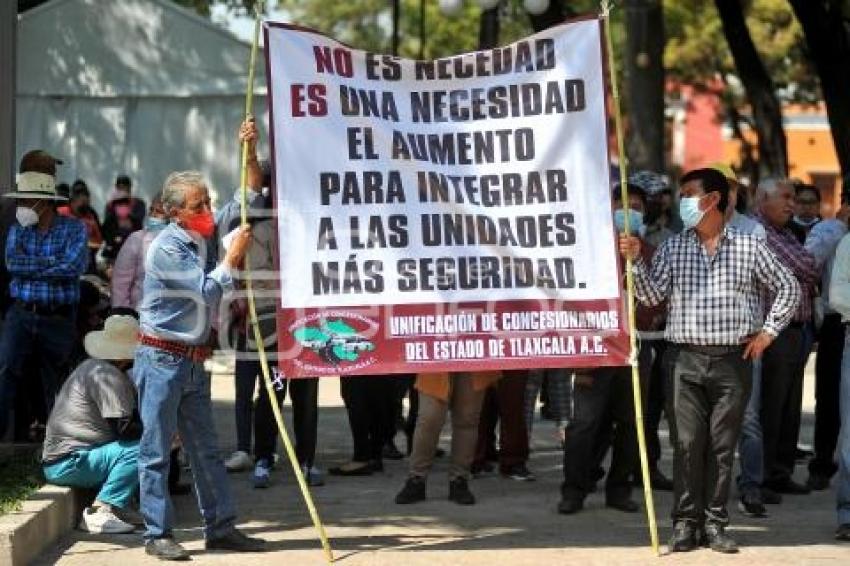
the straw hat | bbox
[3,150,67,201]
[84,315,139,361]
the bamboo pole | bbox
[238,2,334,562]
[600,0,660,556]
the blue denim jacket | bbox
[139,223,233,345]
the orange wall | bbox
[723,123,841,216]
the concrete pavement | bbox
[34,355,850,565]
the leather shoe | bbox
[206,528,266,553]
[448,477,476,505]
[703,523,739,554]
[668,522,697,552]
[328,462,373,476]
[766,478,810,495]
[395,476,426,504]
[557,497,584,515]
[836,523,850,541]
[606,498,639,513]
[145,538,190,561]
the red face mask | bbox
[183,210,215,238]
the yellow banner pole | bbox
[238,2,334,562]
[600,0,660,556]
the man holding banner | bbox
[620,167,800,554]
[134,172,264,560]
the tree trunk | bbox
[527,1,576,33]
[479,6,500,50]
[623,0,665,172]
[715,0,788,178]
[789,0,850,181]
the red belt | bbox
[139,334,213,363]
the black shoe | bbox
[807,473,830,491]
[737,493,767,518]
[471,461,494,477]
[606,497,639,513]
[369,459,384,472]
[434,448,446,458]
[766,478,811,495]
[448,477,476,505]
[836,524,850,541]
[557,496,584,515]
[205,528,266,553]
[145,538,190,561]
[703,523,739,554]
[761,486,783,504]
[668,522,697,553]
[501,463,536,482]
[395,476,427,504]
[328,462,373,476]
[383,442,404,460]
[650,470,674,491]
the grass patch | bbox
[0,447,44,515]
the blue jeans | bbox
[0,303,75,439]
[43,440,140,508]
[133,345,236,540]
[737,359,763,497]
[837,333,850,525]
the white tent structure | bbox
[16,0,267,211]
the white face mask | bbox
[15,205,40,227]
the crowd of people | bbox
[2,117,850,561]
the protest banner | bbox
[265,17,630,377]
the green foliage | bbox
[172,0,260,17]
[0,451,43,515]
[664,0,814,100]
[278,1,601,58]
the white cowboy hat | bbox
[3,171,68,201]
[84,315,139,361]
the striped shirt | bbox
[5,215,88,306]
[632,225,800,346]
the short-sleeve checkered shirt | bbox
[632,225,801,346]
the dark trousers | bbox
[810,314,844,478]
[474,370,530,471]
[0,303,75,439]
[646,340,669,469]
[760,325,805,485]
[340,375,397,463]
[665,345,750,526]
[233,356,258,453]
[253,373,319,466]
[234,353,320,465]
[561,367,637,501]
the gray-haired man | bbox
[133,171,260,560]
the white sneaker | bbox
[224,450,253,472]
[79,506,135,534]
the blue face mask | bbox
[679,196,706,229]
[145,217,168,232]
[613,208,644,236]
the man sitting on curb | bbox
[42,314,143,534]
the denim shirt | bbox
[139,223,233,345]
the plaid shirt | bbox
[633,225,800,346]
[755,214,819,324]
[5,215,88,306]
